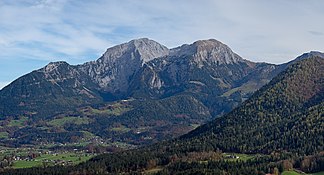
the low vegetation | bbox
[0,55,323,175]
[0,147,95,171]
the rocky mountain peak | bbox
[129,38,170,62]
[170,39,244,66]
[100,38,169,65]
[40,61,70,74]
[285,51,324,67]
[296,51,324,61]
[80,38,169,92]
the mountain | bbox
[4,53,322,175]
[74,55,324,174]
[0,38,169,119]
[79,38,169,97]
[0,38,288,148]
[129,39,279,116]
[0,61,101,119]
[182,55,324,154]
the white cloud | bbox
[0,0,323,83]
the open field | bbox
[223,153,256,161]
[13,160,43,169]
[0,131,8,139]
[7,116,28,127]
[12,152,94,169]
[48,116,90,127]
[282,170,324,175]
[109,125,131,133]
[282,171,300,175]
[81,101,133,116]
[0,147,95,169]
[143,167,163,174]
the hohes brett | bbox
[0,39,323,175]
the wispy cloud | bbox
[0,0,324,84]
[0,0,113,61]
[309,31,324,36]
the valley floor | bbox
[0,146,95,170]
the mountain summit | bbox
[99,38,169,64]
[170,39,244,66]
[66,54,324,175]
[80,38,169,93]
[1,38,320,148]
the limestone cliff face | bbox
[134,39,253,93]
[170,39,245,67]
[80,38,169,93]
[0,38,300,119]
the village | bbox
[0,146,96,170]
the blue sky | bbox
[0,0,323,89]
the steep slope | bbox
[0,38,169,119]
[65,56,323,174]
[0,38,283,148]
[129,39,278,116]
[0,39,278,120]
[0,61,101,119]
[183,55,324,154]
[1,51,323,175]
[4,95,211,147]
[79,38,169,98]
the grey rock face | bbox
[80,38,169,93]
[170,39,245,67]
[40,38,248,95]
[1,37,304,119]
[38,61,79,84]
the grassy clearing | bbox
[110,125,131,133]
[82,102,133,116]
[48,116,89,127]
[13,160,43,169]
[12,153,94,169]
[190,124,200,129]
[34,153,91,162]
[221,81,266,97]
[223,153,255,161]
[282,171,301,175]
[0,131,9,139]
[8,116,28,127]
[143,167,163,174]
[281,170,324,175]
[81,131,95,138]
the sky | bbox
[0,0,323,89]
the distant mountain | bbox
[79,38,169,97]
[64,55,322,175]
[8,53,322,175]
[1,41,323,174]
[0,38,308,147]
[130,39,280,116]
[0,38,278,119]
[0,38,170,119]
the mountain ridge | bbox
[0,38,322,148]
[74,55,323,174]
[6,54,322,175]
[182,55,324,153]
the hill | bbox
[182,55,324,155]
